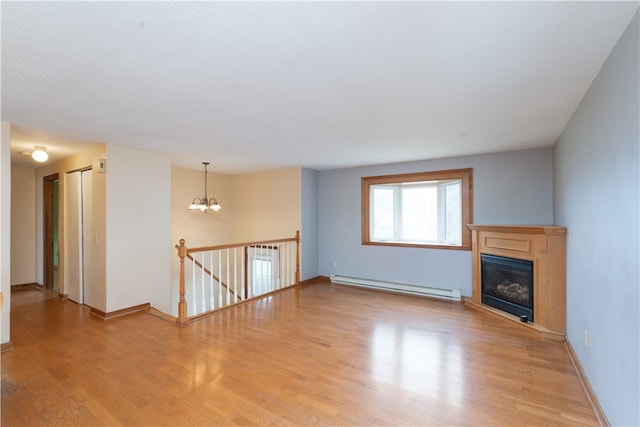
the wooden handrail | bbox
[175,231,300,325]
[186,235,298,254]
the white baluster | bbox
[276,244,281,289]
[252,246,257,296]
[283,242,287,287]
[191,254,196,315]
[281,242,285,288]
[218,250,222,307]
[233,248,238,303]
[210,251,214,310]
[241,246,245,299]
[284,242,289,288]
[292,241,295,285]
[200,253,205,313]
[225,248,231,305]
[289,241,292,287]
[288,241,292,287]
[262,245,267,294]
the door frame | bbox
[43,173,59,291]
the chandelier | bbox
[188,162,222,213]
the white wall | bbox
[319,147,554,296]
[553,10,639,426]
[1,122,12,344]
[106,145,172,313]
[10,167,36,285]
[301,168,319,280]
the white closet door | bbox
[65,172,83,304]
[81,169,92,306]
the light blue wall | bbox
[553,10,639,426]
[301,167,319,280]
[318,147,553,296]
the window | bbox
[362,168,473,250]
[247,245,279,296]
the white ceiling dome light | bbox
[31,146,48,162]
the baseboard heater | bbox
[330,274,461,302]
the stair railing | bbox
[175,231,300,324]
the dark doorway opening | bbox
[43,173,59,292]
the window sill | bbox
[362,241,472,251]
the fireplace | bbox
[467,225,566,338]
[481,254,534,321]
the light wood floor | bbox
[2,282,598,426]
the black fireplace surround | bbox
[481,254,534,321]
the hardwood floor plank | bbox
[2,283,598,426]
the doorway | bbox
[43,174,59,291]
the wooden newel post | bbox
[176,239,188,324]
[295,230,300,285]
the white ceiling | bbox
[2,1,638,173]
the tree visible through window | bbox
[362,168,472,250]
